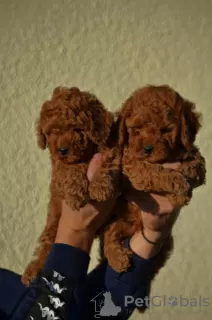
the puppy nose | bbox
[143,145,154,154]
[59,147,69,155]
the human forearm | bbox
[130,229,168,259]
[91,238,158,318]
[54,200,97,254]
[129,208,176,260]
[12,244,90,320]
[55,223,95,254]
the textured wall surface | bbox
[0,0,211,319]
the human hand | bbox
[128,162,182,258]
[55,153,117,253]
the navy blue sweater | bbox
[0,239,156,319]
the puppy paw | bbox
[89,174,115,202]
[170,172,190,195]
[64,179,89,210]
[168,193,190,208]
[21,262,41,287]
[106,248,132,272]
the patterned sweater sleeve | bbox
[11,244,90,320]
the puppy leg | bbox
[124,161,190,195]
[65,175,89,210]
[104,220,133,272]
[167,151,206,207]
[89,171,116,202]
[21,221,58,286]
[167,193,190,208]
[178,150,206,188]
[21,198,61,286]
[89,148,121,202]
[57,164,89,210]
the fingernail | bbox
[93,153,102,162]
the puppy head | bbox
[36,87,113,163]
[118,85,201,163]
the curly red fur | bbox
[21,86,121,286]
[104,85,206,276]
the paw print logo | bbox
[168,296,178,306]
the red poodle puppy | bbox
[104,85,206,272]
[21,86,120,286]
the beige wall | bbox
[0,0,211,319]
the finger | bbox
[150,193,174,215]
[162,162,181,170]
[87,153,102,181]
[126,191,157,214]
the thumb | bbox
[162,162,181,170]
[87,153,102,181]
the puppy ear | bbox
[180,98,202,149]
[117,114,128,146]
[36,120,46,149]
[52,86,80,100]
[117,99,132,146]
[87,99,114,145]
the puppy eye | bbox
[160,127,172,134]
[74,128,82,133]
[58,147,69,156]
[132,128,140,135]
